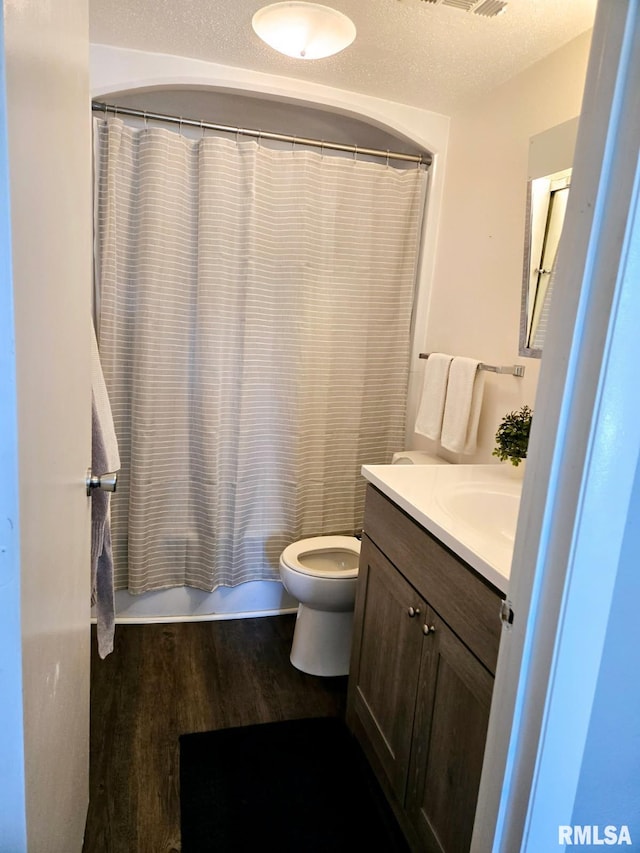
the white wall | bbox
[0,9,27,848]
[412,31,593,463]
[6,2,93,849]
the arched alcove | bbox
[95,86,430,163]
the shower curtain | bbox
[94,117,427,594]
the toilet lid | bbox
[281,536,361,579]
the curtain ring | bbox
[178,117,183,136]
[386,149,390,168]
[292,135,297,153]
[236,128,241,145]
[353,144,358,162]
[320,140,325,158]
[200,119,205,139]
[258,129,262,148]
[144,111,148,130]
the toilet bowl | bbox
[391,450,451,465]
[279,535,361,677]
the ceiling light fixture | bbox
[252,2,356,60]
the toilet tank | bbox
[391,450,451,465]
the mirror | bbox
[520,118,579,358]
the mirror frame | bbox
[519,117,580,359]
[520,180,543,358]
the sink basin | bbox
[359,463,525,591]
[436,482,521,546]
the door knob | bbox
[86,469,118,496]
[423,624,435,635]
[407,606,421,618]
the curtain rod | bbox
[91,101,431,167]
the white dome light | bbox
[252,3,357,60]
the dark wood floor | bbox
[83,615,348,853]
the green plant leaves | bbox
[493,405,532,467]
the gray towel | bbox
[91,392,115,659]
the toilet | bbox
[279,535,361,677]
[279,451,451,677]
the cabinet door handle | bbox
[407,606,421,618]
[423,624,436,635]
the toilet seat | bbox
[280,536,360,579]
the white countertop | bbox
[361,463,523,593]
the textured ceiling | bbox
[89,0,597,114]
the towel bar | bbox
[418,353,525,378]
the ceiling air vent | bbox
[473,0,508,16]
[419,0,508,17]
[442,0,477,10]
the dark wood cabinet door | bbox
[349,535,425,802]
[406,610,494,853]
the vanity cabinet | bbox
[347,485,503,853]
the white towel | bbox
[414,353,454,440]
[441,357,485,454]
[91,322,120,472]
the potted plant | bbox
[493,405,532,467]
